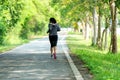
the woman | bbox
[47,18,60,59]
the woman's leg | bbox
[49,36,54,57]
[53,35,58,59]
[53,46,57,59]
[50,47,53,54]
[50,35,58,59]
[50,47,54,57]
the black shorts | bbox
[49,35,58,47]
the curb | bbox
[61,35,84,80]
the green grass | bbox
[0,44,19,53]
[0,39,29,53]
[67,34,120,80]
[0,35,46,53]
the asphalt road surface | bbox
[0,32,76,80]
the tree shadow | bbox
[0,52,75,80]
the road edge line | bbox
[61,35,84,80]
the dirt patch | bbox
[69,53,93,80]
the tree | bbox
[109,0,117,53]
[0,0,58,44]
[97,2,102,48]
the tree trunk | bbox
[109,0,117,53]
[81,21,85,35]
[82,21,85,37]
[97,6,102,48]
[104,17,109,50]
[104,28,108,49]
[101,29,105,50]
[92,7,97,46]
[84,17,89,40]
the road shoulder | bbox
[69,53,93,80]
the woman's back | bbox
[48,23,60,36]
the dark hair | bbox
[49,18,56,23]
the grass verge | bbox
[0,39,29,53]
[0,35,45,53]
[66,34,120,80]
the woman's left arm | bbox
[57,24,61,31]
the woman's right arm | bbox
[47,24,50,33]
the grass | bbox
[0,39,29,53]
[0,44,19,53]
[0,34,46,53]
[66,33,120,80]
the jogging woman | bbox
[47,18,60,59]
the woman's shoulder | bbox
[48,23,53,27]
[49,23,59,27]
[54,23,59,26]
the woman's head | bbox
[49,18,56,23]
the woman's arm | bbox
[57,24,61,31]
[47,24,50,33]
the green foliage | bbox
[0,0,119,49]
[116,0,120,9]
[0,0,24,44]
[67,34,120,80]
[0,0,60,45]
[0,39,29,53]
[0,21,6,44]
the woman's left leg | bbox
[53,35,58,59]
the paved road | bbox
[0,33,76,80]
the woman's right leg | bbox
[53,46,56,54]
[50,35,58,59]
[49,36,54,57]
[53,46,57,59]
[50,47,54,57]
